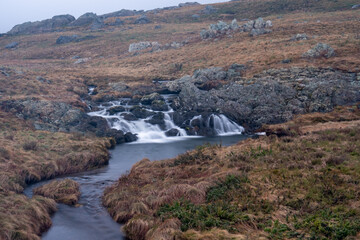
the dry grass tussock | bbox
[0,109,112,239]
[33,179,80,205]
[103,105,360,239]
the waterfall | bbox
[88,94,244,143]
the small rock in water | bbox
[108,106,126,115]
[165,128,180,137]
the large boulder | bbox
[69,13,101,27]
[302,43,335,59]
[134,15,151,24]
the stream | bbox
[24,94,250,239]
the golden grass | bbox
[33,179,80,205]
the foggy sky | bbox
[0,0,227,33]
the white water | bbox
[88,95,244,143]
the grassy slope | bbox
[0,110,113,239]
[103,105,360,239]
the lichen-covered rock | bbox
[291,33,308,41]
[302,43,335,58]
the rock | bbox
[100,9,139,19]
[90,18,105,30]
[200,5,217,14]
[352,4,360,9]
[265,20,273,28]
[8,15,75,35]
[130,106,154,118]
[134,15,151,24]
[250,28,272,37]
[151,100,168,111]
[74,58,90,64]
[302,43,335,58]
[253,18,266,29]
[291,33,308,41]
[282,59,292,64]
[129,41,152,53]
[108,106,126,115]
[124,132,138,142]
[141,93,164,105]
[179,2,200,7]
[69,12,100,27]
[145,112,165,128]
[121,113,138,121]
[56,35,79,44]
[230,19,239,30]
[108,82,129,92]
[165,128,180,137]
[154,25,162,29]
[192,14,200,20]
[5,42,19,49]
[36,76,52,84]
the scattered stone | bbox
[249,28,272,37]
[129,41,185,53]
[33,179,80,206]
[129,41,153,53]
[291,33,308,41]
[108,106,126,115]
[302,43,335,58]
[74,58,91,64]
[134,15,151,24]
[192,14,200,20]
[36,76,52,84]
[200,5,217,14]
[5,42,18,49]
[282,59,292,64]
[352,4,360,9]
[154,25,162,29]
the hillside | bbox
[0,0,359,239]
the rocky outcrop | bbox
[200,18,272,39]
[8,15,75,35]
[178,2,200,7]
[165,67,360,131]
[303,43,335,58]
[100,9,140,19]
[128,41,185,53]
[0,100,136,143]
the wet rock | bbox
[165,128,180,137]
[130,106,154,119]
[141,93,164,105]
[124,132,138,142]
[108,106,126,115]
[151,100,168,111]
[134,15,151,24]
[145,112,165,128]
[291,33,308,41]
[302,43,335,58]
[121,113,138,121]
[5,42,19,49]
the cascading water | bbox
[88,94,244,143]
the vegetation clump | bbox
[33,179,81,205]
